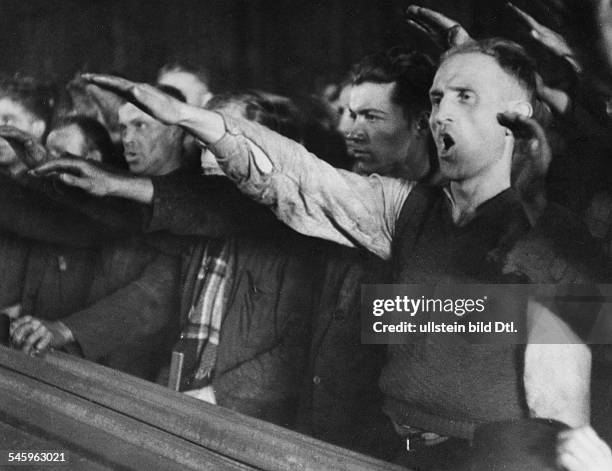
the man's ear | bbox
[31,120,46,141]
[414,111,430,134]
[507,100,533,118]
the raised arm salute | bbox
[31,32,600,470]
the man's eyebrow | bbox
[448,85,475,93]
[349,106,388,115]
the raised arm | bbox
[77,74,412,259]
[0,174,131,247]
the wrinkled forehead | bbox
[118,102,158,124]
[433,52,525,99]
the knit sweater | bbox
[381,184,531,439]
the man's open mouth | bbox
[441,133,455,152]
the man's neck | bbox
[447,166,511,225]
[156,147,184,176]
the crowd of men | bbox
[1,3,612,470]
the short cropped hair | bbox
[158,61,212,91]
[206,91,294,137]
[352,47,436,122]
[442,38,538,105]
[0,75,54,127]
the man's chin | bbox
[351,161,371,176]
[439,161,466,181]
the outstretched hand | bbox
[0,126,48,176]
[507,2,582,74]
[30,157,119,197]
[405,5,472,50]
[498,112,551,221]
[0,126,48,167]
[81,74,187,126]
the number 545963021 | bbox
[4,451,68,464]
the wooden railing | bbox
[0,345,406,470]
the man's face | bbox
[118,103,181,176]
[346,82,424,178]
[46,124,89,160]
[157,70,211,107]
[331,84,353,135]
[429,52,524,181]
[0,97,45,140]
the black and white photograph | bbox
[0,1,612,469]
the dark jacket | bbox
[62,235,181,380]
[295,242,400,460]
[0,175,181,380]
[9,171,315,427]
[150,172,315,427]
[0,232,30,309]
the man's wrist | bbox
[105,174,153,204]
[177,107,226,144]
[105,173,130,197]
[53,321,75,345]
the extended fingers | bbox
[405,18,435,37]
[507,2,540,30]
[54,172,94,192]
[0,125,33,144]
[30,158,87,177]
[498,112,551,173]
[81,73,137,96]
[497,112,542,138]
[497,111,527,131]
[407,5,458,30]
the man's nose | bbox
[122,127,133,144]
[433,97,454,125]
[345,117,367,142]
[337,110,353,136]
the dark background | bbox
[0,0,597,94]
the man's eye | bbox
[365,114,380,122]
[459,91,474,102]
[430,96,441,106]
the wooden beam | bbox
[0,364,253,470]
[0,346,407,471]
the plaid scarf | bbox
[175,238,233,391]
